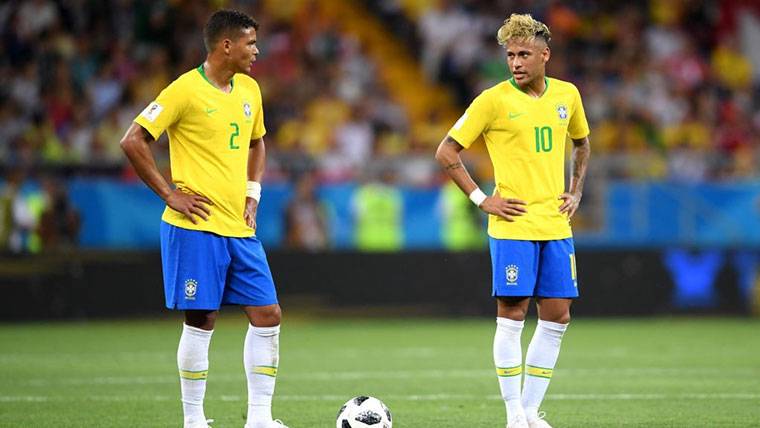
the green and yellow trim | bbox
[179,369,208,381]
[508,76,549,98]
[197,64,234,91]
[252,365,278,377]
[496,365,523,377]
[526,365,553,379]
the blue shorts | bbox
[160,222,278,310]
[489,237,578,298]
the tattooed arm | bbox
[559,136,591,217]
[434,136,478,195]
[435,135,526,221]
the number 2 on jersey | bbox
[534,126,553,153]
[229,122,240,149]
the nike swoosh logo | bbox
[508,112,524,119]
[206,108,217,115]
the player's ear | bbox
[222,38,232,55]
[542,46,551,63]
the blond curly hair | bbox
[497,13,551,46]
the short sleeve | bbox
[133,80,188,140]
[447,91,495,148]
[250,81,266,140]
[568,86,590,140]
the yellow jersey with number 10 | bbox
[134,66,266,238]
[448,77,590,241]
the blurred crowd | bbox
[3,0,759,183]
[2,0,760,252]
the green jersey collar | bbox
[509,76,549,98]
[197,64,234,92]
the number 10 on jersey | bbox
[534,126,553,152]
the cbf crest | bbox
[243,101,252,119]
[556,104,568,120]
[505,265,519,285]
[184,279,198,300]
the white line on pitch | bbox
[12,367,760,387]
[2,393,759,403]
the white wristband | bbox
[468,188,487,206]
[246,181,261,202]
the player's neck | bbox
[201,60,234,93]
[518,75,547,98]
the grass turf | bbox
[1,316,759,427]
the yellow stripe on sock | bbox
[253,365,278,377]
[179,370,208,381]
[526,365,553,379]
[496,366,522,377]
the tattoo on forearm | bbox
[570,141,590,193]
[445,162,463,171]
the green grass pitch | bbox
[1,316,759,427]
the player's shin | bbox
[178,324,214,427]
[521,320,568,422]
[244,323,280,428]
[494,317,527,424]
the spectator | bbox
[284,172,329,251]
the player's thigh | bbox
[223,235,279,307]
[489,237,539,297]
[535,238,578,298]
[160,222,231,310]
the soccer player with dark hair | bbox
[120,10,287,428]
[435,13,591,428]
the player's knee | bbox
[543,312,571,324]
[248,304,281,327]
[185,310,217,330]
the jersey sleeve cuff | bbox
[133,119,162,141]
[447,133,471,149]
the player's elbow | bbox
[434,141,450,165]
[120,126,146,155]
[119,133,133,156]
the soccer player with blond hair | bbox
[435,13,591,428]
[121,10,287,428]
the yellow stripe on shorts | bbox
[179,370,208,381]
[570,254,577,280]
[496,366,522,377]
[253,366,278,377]
[526,365,553,379]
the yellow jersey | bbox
[448,77,589,240]
[134,65,266,237]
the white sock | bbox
[177,324,213,426]
[522,320,568,422]
[245,324,280,428]
[494,317,526,423]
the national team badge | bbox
[506,265,519,285]
[557,104,568,120]
[184,279,198,300]
[243,102,252,118]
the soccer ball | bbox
[336,396,392,428]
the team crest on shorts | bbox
[243,102,252,118]
[184,279,198,300]
[505,265,519,285]
[557,104,568,120]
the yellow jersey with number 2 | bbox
[134,66,266,238]
[448,77,589,241]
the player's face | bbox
[229,27,259,74]
[506,38,549,86]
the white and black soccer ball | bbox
[336,396,392,428]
